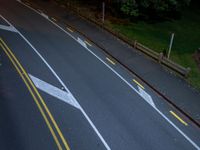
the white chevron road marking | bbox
[29,74,80,109]
[138,86,156,108]
[0,24,17,32]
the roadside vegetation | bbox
[108,3,200,89]
[57,0,200,90]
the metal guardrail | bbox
[62,1,190,77]
[136,43,191,76]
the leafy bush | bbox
[120,0,191,20]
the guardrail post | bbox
[134,40,137,48]
[102,2,105,23]
[158,52,163,63]
[185,67,191,77]
[168,33,175,59]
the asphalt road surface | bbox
[0,0,200,150]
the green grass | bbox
[108,7,200,90]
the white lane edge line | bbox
[8,2,200,149]
[155,107,200,150]
[0,13,111,150]
[40,12,49,19]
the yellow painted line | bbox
[0,39,71,150]
[84,40,92,46]
[25,2,30,5]
[106,57,115,65]
[51,17,57,22]
[0,39,70,150]
[133,79,144,89]
[37,9,42,13]
[66,27,73,33]
[170,110,188,126]
[0,42,63,150]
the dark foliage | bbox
[70,0,192,21]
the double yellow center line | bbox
[0,38,70,150]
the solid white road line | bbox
[0,14,111,150]
[155,107,200,150]
[5,1,200,148]
[29,74,80,109]
[40,12,49,19]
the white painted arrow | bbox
[138,86,156,108]
[0,24,17,32]
[29,74,80,109]
[77,37,87,48]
